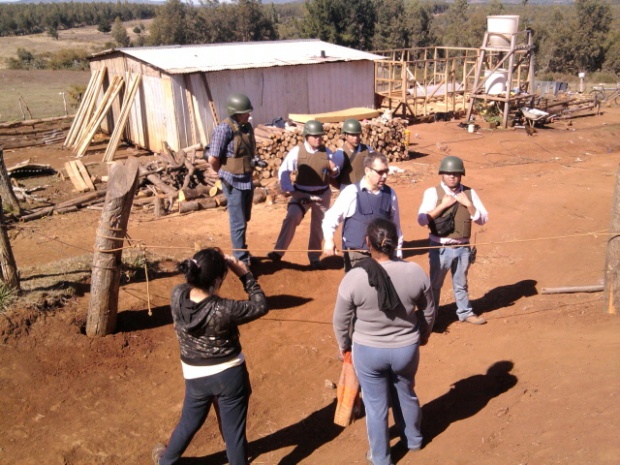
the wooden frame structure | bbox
[374,46,479,119]
[374,36,534,126]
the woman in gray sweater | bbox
[333,218,435,465]
[153,248,267,465]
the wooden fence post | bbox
[603,165,620,315]
[0,148,23,216]
[86,156,140,336]
[0,197,20,290]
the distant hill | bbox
[6,0,301,3]
[0,0,580,4]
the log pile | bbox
[252,118,410,179]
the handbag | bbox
[430,203,457,237]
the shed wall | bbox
[89,57,376,153]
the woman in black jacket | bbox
[153,248,268,465]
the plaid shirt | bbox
[209,122,253,190]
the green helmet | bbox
[342,118,362,134]
[302,120,325,136]
[226,93,253,116]
[438,156,465,175]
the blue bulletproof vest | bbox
[342,183,393,250]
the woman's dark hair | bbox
[177,247,228,292]
[366,218,398,257]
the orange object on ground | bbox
[334,351,360,427]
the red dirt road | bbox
[1,107,620,465]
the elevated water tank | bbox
[487,15,520,48]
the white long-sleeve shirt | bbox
[278,142,336,193]
[417,181,488,244]
[322,177,403,257]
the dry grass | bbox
[0,20,152,122]
[0,69,91,121]
[13,249,178,314]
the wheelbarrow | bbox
[520,107,550,127]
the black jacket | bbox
[170,272,267,366]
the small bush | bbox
[0,282,17,314]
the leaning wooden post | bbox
[0,148,23,216]
[603,165,620,315]
[0,196,20,290]
[86,156,140,336]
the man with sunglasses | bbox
[323,152,402,271]
[417,155,489,325]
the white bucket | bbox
[468,124,475,133]
[487,15,519,48]
[484,69,508,95]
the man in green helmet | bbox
[332,118,375,189]
[417,156,489,325]
[267,120,339,270]
[207,93,256,267]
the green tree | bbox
[111,16,131,47]
[301,0,375,50]
[47,25,59,40]
[438,0,471,47]
[98,20,111,33]
[405,0,435,48]
[372,0,407,50]
[572,0,611,72]
[148,0,192,45]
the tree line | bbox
[2,0,619,78]
[0,2,158,37]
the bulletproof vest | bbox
[295,144,330,187]
[219,117,256,175]
[342,183,392,250]
[339,144,369,186]
[435,185,473,239]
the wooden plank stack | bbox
[252,118,410,180]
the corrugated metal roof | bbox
[90,39,385,74]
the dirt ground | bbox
[1,106,620,465]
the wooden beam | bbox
[604,165,620,315]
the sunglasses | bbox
[370,167,389,176]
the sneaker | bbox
[267,251,282,263]
[151,443,166,465]
[463,315,487,325]
[366,450,394,465]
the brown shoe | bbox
[463,315,487,325]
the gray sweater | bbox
[333,259,435,350]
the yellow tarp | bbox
[289,107,381,124]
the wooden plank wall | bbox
[88,57,378,153]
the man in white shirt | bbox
[417,155,489,325]
[267,120,339,270]
[323,152,402,271]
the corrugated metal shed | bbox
[92,39,384,74]
[88,40,384,153]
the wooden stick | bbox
[540,285,604,294]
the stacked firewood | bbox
[252,118,410,180]
[133,143,272,216]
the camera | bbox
[252,155,267,169]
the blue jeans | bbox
[223,184,253,264]
[429,242,474,321]
[160,363,251,465]
[353,343,422,465]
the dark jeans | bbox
[223,183,253,265]
[160,363,252,465]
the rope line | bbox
[15,224,614,256]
